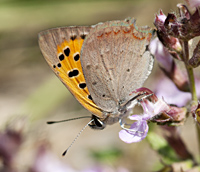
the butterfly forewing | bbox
[38,26,103,116]
[81,19,154,113]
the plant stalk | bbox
[182,40,200,156]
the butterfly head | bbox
[88,115,106,130]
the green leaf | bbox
[147,132,179,163]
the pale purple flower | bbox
[0,129,22,166]
[185,0,200,9]
[119,94,170,143]
[119,87,188,143]
[150,38,189,91]
[30,145,73,172]
[150,38,173,73]
[155,76,200,107]
[119,115,149,143]
[155,77,191,107]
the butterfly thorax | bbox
[89,95,139,130]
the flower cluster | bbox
[154,4,200,67]
[119,0,200,145]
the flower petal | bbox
[119,120,148,143]
[129,114,143,121]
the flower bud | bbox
[154,11,182,55]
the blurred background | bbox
[0,0,198,171]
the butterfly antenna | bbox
[62,119,94,156]
[47,116,91,124]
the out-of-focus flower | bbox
[30,143,129,172]
[29,144,75,172]
[82,166,129,172]
[150,38,173,73]
[119,88,187,144]
[185,0,200,9]
[155,76,191,107]
[0,129,22,166]
[150,38,189,91]
[155,76,200,107]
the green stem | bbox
[182,41,198,103]
[182,41,199,159]
[185,65,198,103]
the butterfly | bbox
[38,18,154,130]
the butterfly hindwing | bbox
[81,19,154,112]
[38,26,103,116]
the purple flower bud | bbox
[154,10,182,56]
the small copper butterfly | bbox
[38,18,154,130]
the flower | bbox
[149,38,173,73]
[155,76,200,106]
[185,0,200,9]
[119,88,187,144]
[0,129,22,166]
[30,144,75,172]
[149,38,189,91]
[155,77,191,107]
[119,114,149,143]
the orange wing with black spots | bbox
[38,26,103,116]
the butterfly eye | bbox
[88,115,105,130]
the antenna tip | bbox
[62,150,67,156]
[47,121,54,124]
